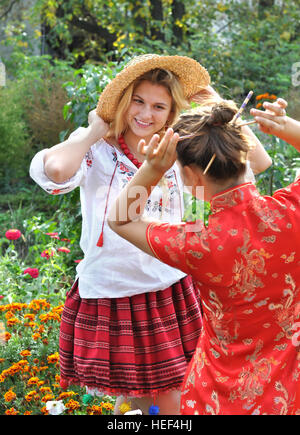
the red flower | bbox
[58,247,70,254]
[41,249,54,259]
[5,229,22,240]
[74,259,82,263]
[23,268,39,279]
[45,232,59,239]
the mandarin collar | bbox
[210,182,259,213]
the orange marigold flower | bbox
[101,402,114,411]
[24,314,35,321]
[58,391,78,400]
[28,299,50,311]
[256,103,262,109]
[4,389,17,402]
[87,405,102,415]
[41,406,49,415]
[65,399,80,411]
[27,376,40,386]
[40,387,52,394]
[5,311,14,319]
[25,391,37,402]
[5,407,19,415]
[0,358,5,363]
[24,411,33,415]
[32,332,41,341]
[20,350,31,358]
[41,394,55,403]
[47,352,59,364]
[5,331,11,341]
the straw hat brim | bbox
[96,55,210,123]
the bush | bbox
[0,55,75,191]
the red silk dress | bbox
[146,181,300,415]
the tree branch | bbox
[0,0,20,21]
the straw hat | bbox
[96,54,210,123]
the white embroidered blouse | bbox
[29,129,187,299]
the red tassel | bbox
[97,232,104,247]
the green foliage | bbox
[0,55,75,191]
[0,80,31,185]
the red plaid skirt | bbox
[59,275,202,397]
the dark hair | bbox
[173,100,252,181]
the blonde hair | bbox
[106,68,190,139]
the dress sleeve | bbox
[29,128,92,195]
[146,221,190,274]
[272,177,300,206]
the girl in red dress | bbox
[108,98,300,415]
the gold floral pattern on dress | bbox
[148,180,300,414]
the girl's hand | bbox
[87,109,109,140]
[137,128,179,175]
[250,98,288,135]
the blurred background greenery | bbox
[0,0,299,238]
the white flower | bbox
[124,409,143,415]
[46,400,66,415]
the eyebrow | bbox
[133,93,169,108]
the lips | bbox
[134,118,153,128]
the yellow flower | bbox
[119,401,132,414]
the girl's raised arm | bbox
[44,110,108,183]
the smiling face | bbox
[125,80,173,142]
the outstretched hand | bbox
[250,98,288,135]
[137,128,179,175]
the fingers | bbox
[138,129,179,164]
[144,134,161,159]
[249,98,287,133]
[250,98,287,118]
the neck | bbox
[206,175,247,201]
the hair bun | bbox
[207,100,237,127]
